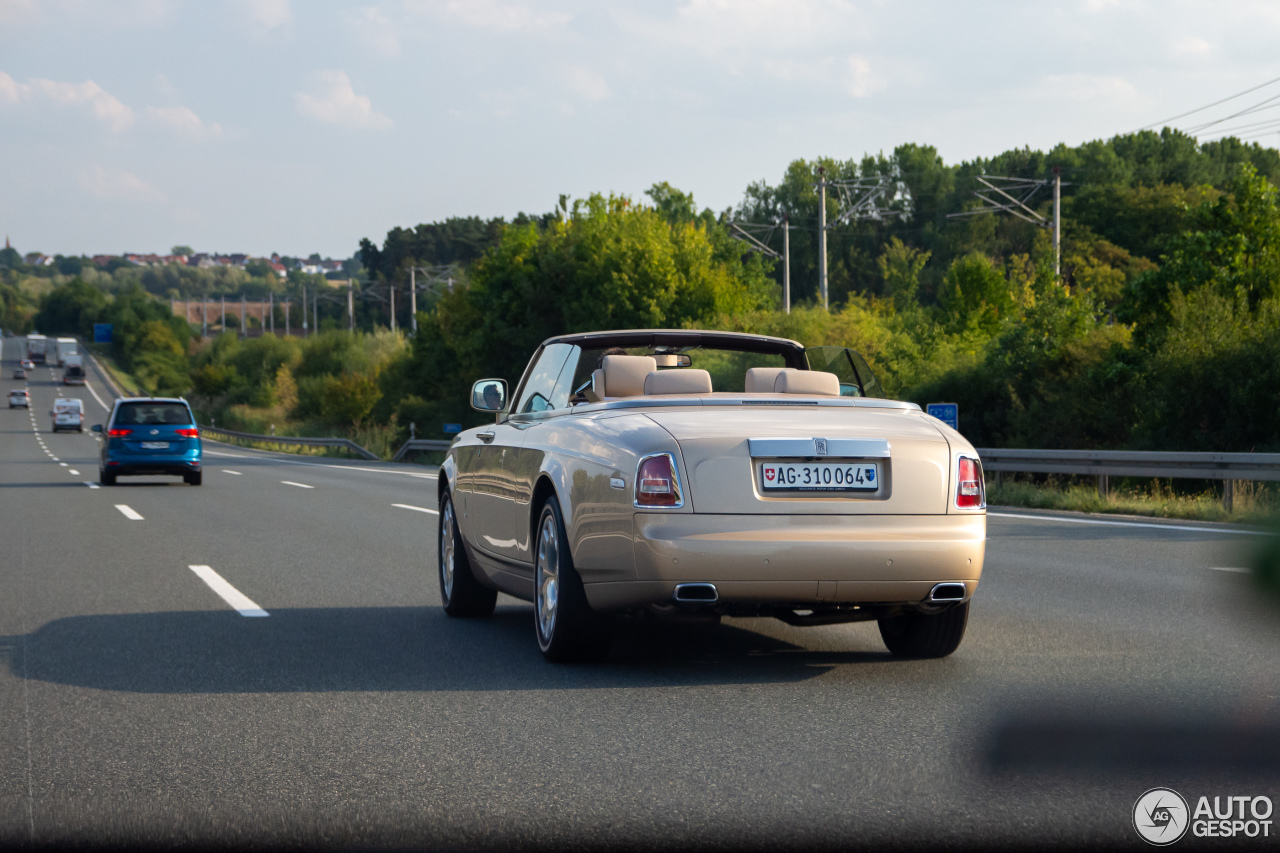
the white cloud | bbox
[229,0,290,33]
[1171,36,1212,58]
[147,105,223,138]
[566,66,609,101]
[0,72,134,130]
[408,0,571,33]
[844,56,886,98]
[79,166,167,203]
[1036,73,1140,105]
[295,70,392,130]
[354,6,400,56]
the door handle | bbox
[477,432,495,443]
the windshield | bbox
[113,403,193,426]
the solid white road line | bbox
[114,504,143,520]
[221,469,242,475]
[188,565,268,617]
[988,511,1271,536]
[83,377,110,411]
[392,503,439,515]
[1209,566,1252,573]
[84,482,99,489]
[281,480,314,489]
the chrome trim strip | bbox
[748,437,891,459]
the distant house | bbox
[269,262,288,278]
[91,255,117,267]
[24,253,53,266]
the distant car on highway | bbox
[8,389,30,408]
[51,398,85,432]
[21,359,34,371]
[12,367,26,380]
[439,329,986,662]
[93,397,203,486]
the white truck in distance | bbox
[63,354,85,385]
[55,337,77,367]
[26,333,46,364]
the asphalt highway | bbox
[1,337,1277,849]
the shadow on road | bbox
[0,606,896,694]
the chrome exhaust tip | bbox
[928,582,967,602]
[673,583,719,605]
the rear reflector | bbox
[956,457,985,509]
[635,453,682,507]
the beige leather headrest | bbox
[601,355,655,398]
[774,370,840,396]
[745,367,795,393]
[644,369,712,395]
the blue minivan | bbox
[93,397,203,486]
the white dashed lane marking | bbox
[114,505,143,521]
[1209,566,1251,574]
[222,470,242,475]
[392,503,439,515]
[280,481,314,489]
[188,565,268,617]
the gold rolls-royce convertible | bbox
[438,330,986,662]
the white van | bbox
[51,398,85,432]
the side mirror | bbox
[471,378,508,412]
[91,424,103,433]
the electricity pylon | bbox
[729,219,791,313]
[947,167,1065,276]
[815,169,906,309]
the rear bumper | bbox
[105,462,200,477]
[583,512,985,611]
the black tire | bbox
[100,470,116,486]
[534,496,613,663]
[186,470,203,486]
[878,600,969,659]
[438,491,496,617]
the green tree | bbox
[937,253,1017,333]
[877,238,930,312]
[171,245,194,256]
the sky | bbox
[2,0,1279,259]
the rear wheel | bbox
[100,470,116,486]
[534,497,612,663]
[438,491,496,617]
[185,470,203,486]
[878,601,969,659]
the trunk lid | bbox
[645,406,952,514]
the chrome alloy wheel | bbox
[440,498,456,601]
[535,511,559,645]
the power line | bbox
[1134,73,1280,131]
[1184,92,1280,134]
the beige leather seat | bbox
[744,366,795,392]
[644,368,713,395]
[586,355,655,401]
[774,370,840,396]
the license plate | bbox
[759,461,879,491]
[140,441,170,449]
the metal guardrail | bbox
[199,424,382,461]
[977,447,1280,510]
[392,439,452,462]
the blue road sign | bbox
[443,423,462,434]
[93,323,113,343]
[926,402,958,430]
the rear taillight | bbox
[175,428,199,437]
[956,456,985,509]
[108,428,132,437]
[635,453,682,508]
